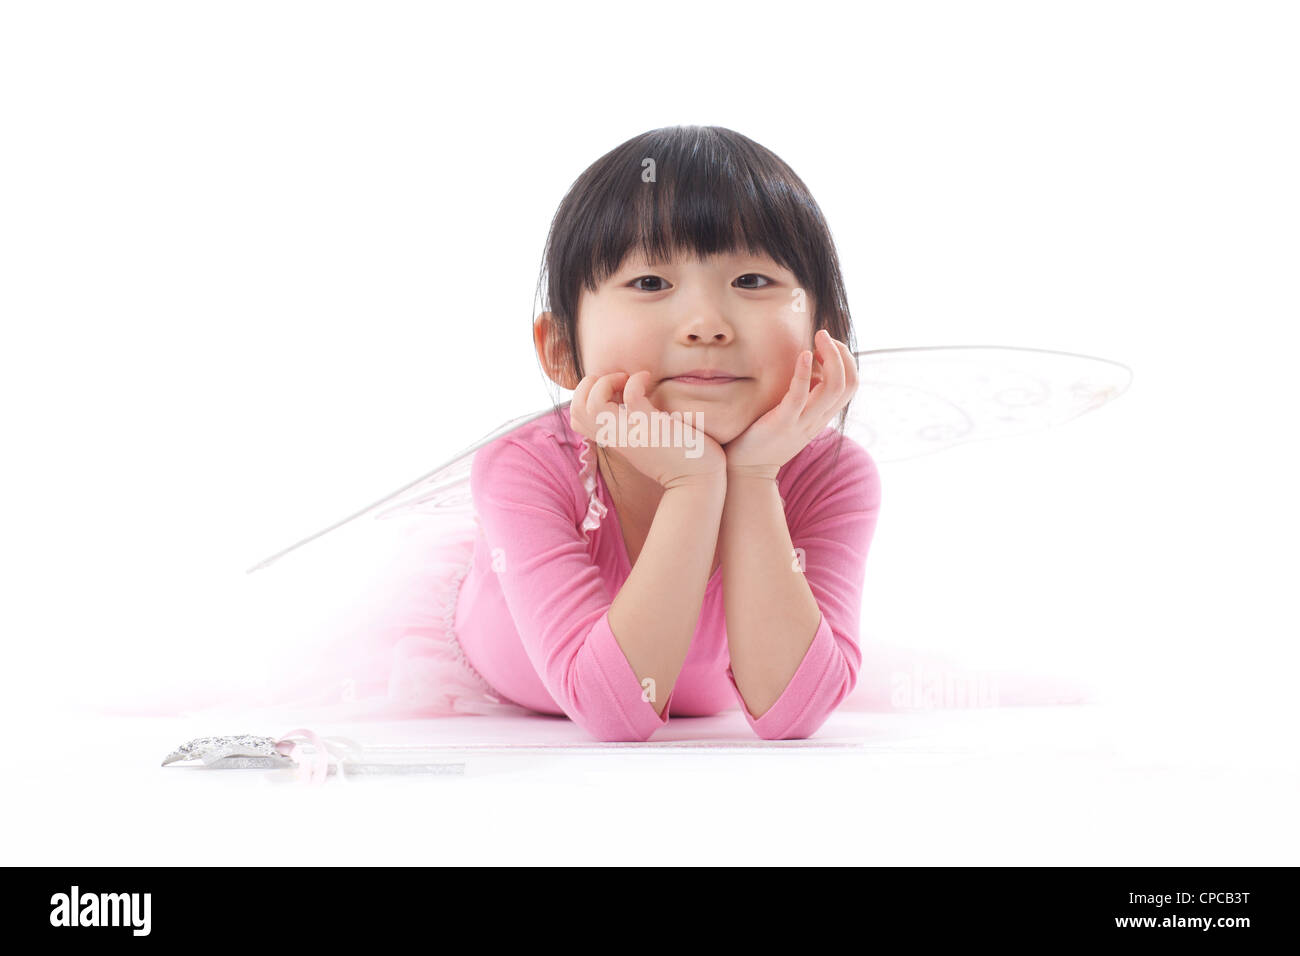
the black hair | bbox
[532,124,856,488]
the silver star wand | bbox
[161,729,466,785]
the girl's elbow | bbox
[754,713,831,741]
[586,723,657,743]
[569,710,660,743]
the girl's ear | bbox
[534,311,580,389]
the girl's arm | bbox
[608,475,727,718]
[470,433,722,742]
[721,437,882,739]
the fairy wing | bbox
[844,344,1132,463]
[246,345,1131,574]
[243,406,559,573]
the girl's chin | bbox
[656,404,743,434]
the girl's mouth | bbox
[667,375,744,385]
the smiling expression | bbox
[562,249,818,446]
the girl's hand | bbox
[570,369,727,489]
[722,329,859,480]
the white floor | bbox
[7,696,1296,866]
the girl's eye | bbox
[628,274,775,291]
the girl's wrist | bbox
[725,463,780,482]
[660,470,729,492]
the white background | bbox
[1,1,1296,864]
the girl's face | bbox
[570,249,817,446]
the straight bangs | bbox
[541,126,849,337]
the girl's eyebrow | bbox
[620,253,784,272]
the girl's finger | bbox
[805,331,837,405]
[572,374,593,408]
[622,369,652,409]
[836,338,859,397]
[570,375,595,431]
[783,349,815,417]
[822,330,846,393]
[804,331,848,426]
[589,371,628,417]
[820,338,859,424]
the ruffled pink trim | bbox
[576,438,608,534]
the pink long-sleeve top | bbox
[454,409,882,742]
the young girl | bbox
[451,125,879,741]
[124,125,881,742]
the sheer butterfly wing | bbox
[845,344,1132,463]
[243,406,559,573]
[246,345,1131,574]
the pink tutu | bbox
[103,497,1091,723]
[106,510,530,722]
